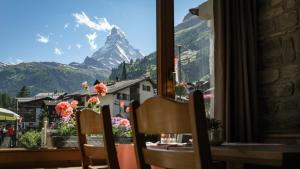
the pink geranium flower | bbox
[82,81,88,90]
[203,94,214,101]
[55,101,73,118]
[70,100,79,109]
[88,96,99,105]
[94,83,107,96]
[125,107,131,113]
[119,118,130,127]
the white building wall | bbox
[100,94,114,116]
[98,81,155,117]
[139,81,155,104]
[100,87,131,116]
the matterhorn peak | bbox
[105,26,127,45]
[88,26,144,70]
[110,26,126,37]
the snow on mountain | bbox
[88,27,144,70]
[0,62,7,71]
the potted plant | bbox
[111,117,133,144]
[52,81,107,148]
[207,117,223,146]
[51,100,79,148]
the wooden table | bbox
[147,143,300,169]
[116,143,300,169]
[211,143,300,169]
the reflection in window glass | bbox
[174,0,214,117]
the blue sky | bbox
[0,0,203,64]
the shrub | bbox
[19,130,41,149]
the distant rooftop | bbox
[35,92,66,100]
[17,92,66,103]
[67,77,155,97]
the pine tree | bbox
[121,61,127,81]
[1,93,8,108]
[17,85,30,97]
[0,92,14,109]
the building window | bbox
[146,86,151,91]
[122,94,127,100]
[117,93,121,100]
[142,85,147,91]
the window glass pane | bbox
[0,0,156,149]
[174,0,214,117]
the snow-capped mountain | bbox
[0,62,7,71]
[87,27,144,70]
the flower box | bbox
[114,136,133,144]
[52,136,103,148]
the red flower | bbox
[55,101,73,118]
[203,94,213,101]
[119,118,130,127]
[94,83,107,96]
[82,81,88,90]
[119,100,125,108]
[125,107,131,113]
[70,100,79,109]
[88,96,99,105]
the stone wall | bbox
[257,0,300,143]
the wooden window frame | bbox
[157,0,175,98]
[0,0,176,167]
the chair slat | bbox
[80,109,103,134]
[136,96,191,134]
[142,148,195,169]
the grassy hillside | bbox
[0,62,109,96]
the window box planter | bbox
[114,136,133,144]
[52,136,103,148]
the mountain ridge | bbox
[0,27,145,96]
[0,62,110,96]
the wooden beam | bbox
[157,0,175,98]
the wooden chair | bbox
[130,90,213,169]
[76,106,120,169]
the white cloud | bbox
[54,48,63,56]
[64,23,69,29]
[36,34,49,44]
[76,44,82,49]
[86,32,98,50]
[68,45,72,50]
[73,11,113,32]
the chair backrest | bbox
[76,106,120,169]
[130,90,212,169]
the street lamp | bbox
[176,44,182,83]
